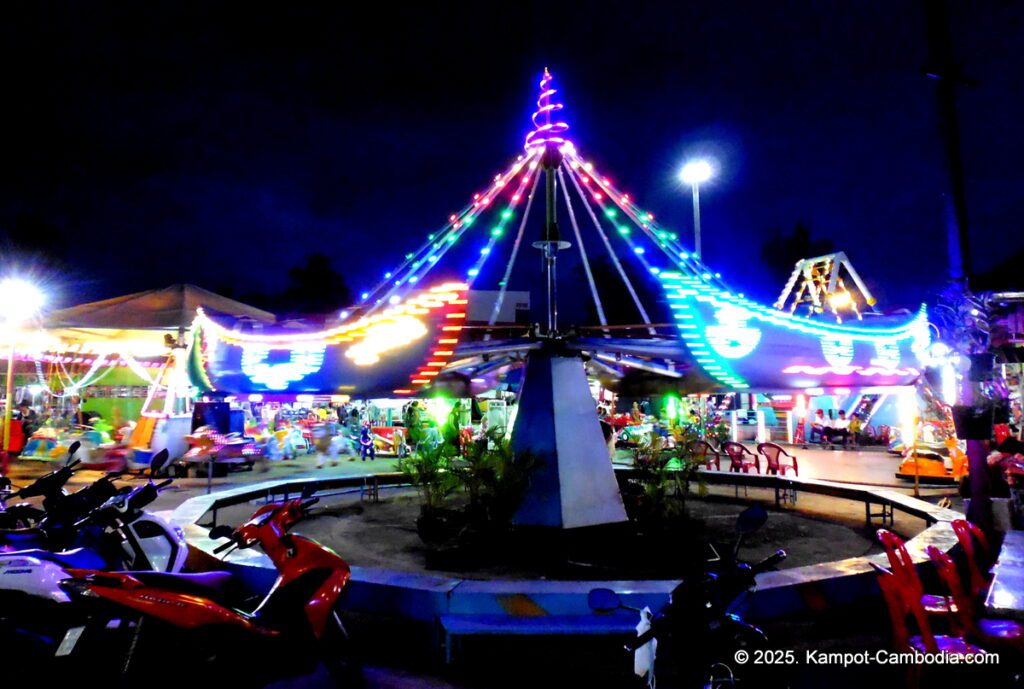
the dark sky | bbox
[1,1,1021,311]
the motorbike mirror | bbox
[150,449,170,476]
[66,441,82,463]
[587,588,622,613]
[736,504,768,535]
[209,525,234,540]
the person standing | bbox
[359,422,376,461]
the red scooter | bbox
[58,491,360,687]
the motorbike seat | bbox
[0,528,47,546]
[0,547,108,570]
[131,571,234,597]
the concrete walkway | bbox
[5,444,953,516]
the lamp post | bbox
[1,278,45,473]
[679,159,714,259]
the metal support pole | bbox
[545,167,558,333]
[2,344,15,474]
[691,183,702,258]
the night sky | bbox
[1,1,1022,312]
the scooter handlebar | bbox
[212,539,235,554]
[752,549,787,574]
[625,626,658,652]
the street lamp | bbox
[1,277,45,472]
[678,159,714,258]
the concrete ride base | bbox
[510,350,627,528]
[171,466,966,663]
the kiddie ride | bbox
[170,425,266,478]
[589,505,787,689]
[56,488,359,686]
[22,422,137,472]
[893,435,968,485]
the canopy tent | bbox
[46,284,275,331]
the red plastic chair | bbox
[877,529,956,619]
[756,442,798,476]
[872,562,984,658]
[951,519,992,598]
[689,440,721,471]
[722,441,759,473]
[927,545,1024,649]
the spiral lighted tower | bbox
[527,69,571,335]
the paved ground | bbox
[3,445,964,688]
[4,443,957,516]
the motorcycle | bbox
[57,488,359,686]
[589,505,787,688]
[0,449,186,604]
[0,441,84,529]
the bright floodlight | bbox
[0,278,45,325]
[679,159,713,185]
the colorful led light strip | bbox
[565,150,729,290]
[660,273,750,389]
[464,162,538,284]
[359,153,536,312]
[660,270,928,389]
[191,283,469,395]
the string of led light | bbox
[564,161,654,332]
[487,174,541,327]
[466,170,538,286]
[566,149,730,290]
[360,152,537,312]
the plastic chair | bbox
[927,545,1024,649]
[872,562,984,658]
[756,442,798,476]
[877,529,956,619]
[722,441,759,474]
[689,440,721,471]
[951,519,992,598]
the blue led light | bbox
[384,272,392,279]
[480,247,490,255]
[467,268,479,276]
[634,247,645,255]
[360,292,369,300]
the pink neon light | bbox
[524,68,570,152]
[782,364,921,377]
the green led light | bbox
[412,261,421,268]
[658,231,668,239]
[405,253,414,260]
[447,235,456,243]
[491,228,504,237]
[618,226,630,235]
[501,210,513,219]
[428,234,435,240]
[604,209,617,218]
[669,233,678,240]
[463,217,474,226]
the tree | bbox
[278,253,352,316]
[758,222,835,288]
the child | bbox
[359,422,376,461]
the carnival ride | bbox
[185,69,938,518]
[190,69,929,399]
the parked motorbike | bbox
[57,488,359,687]
[0,449,184,595]
[0,441,83,530]
[589,505,787,688]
